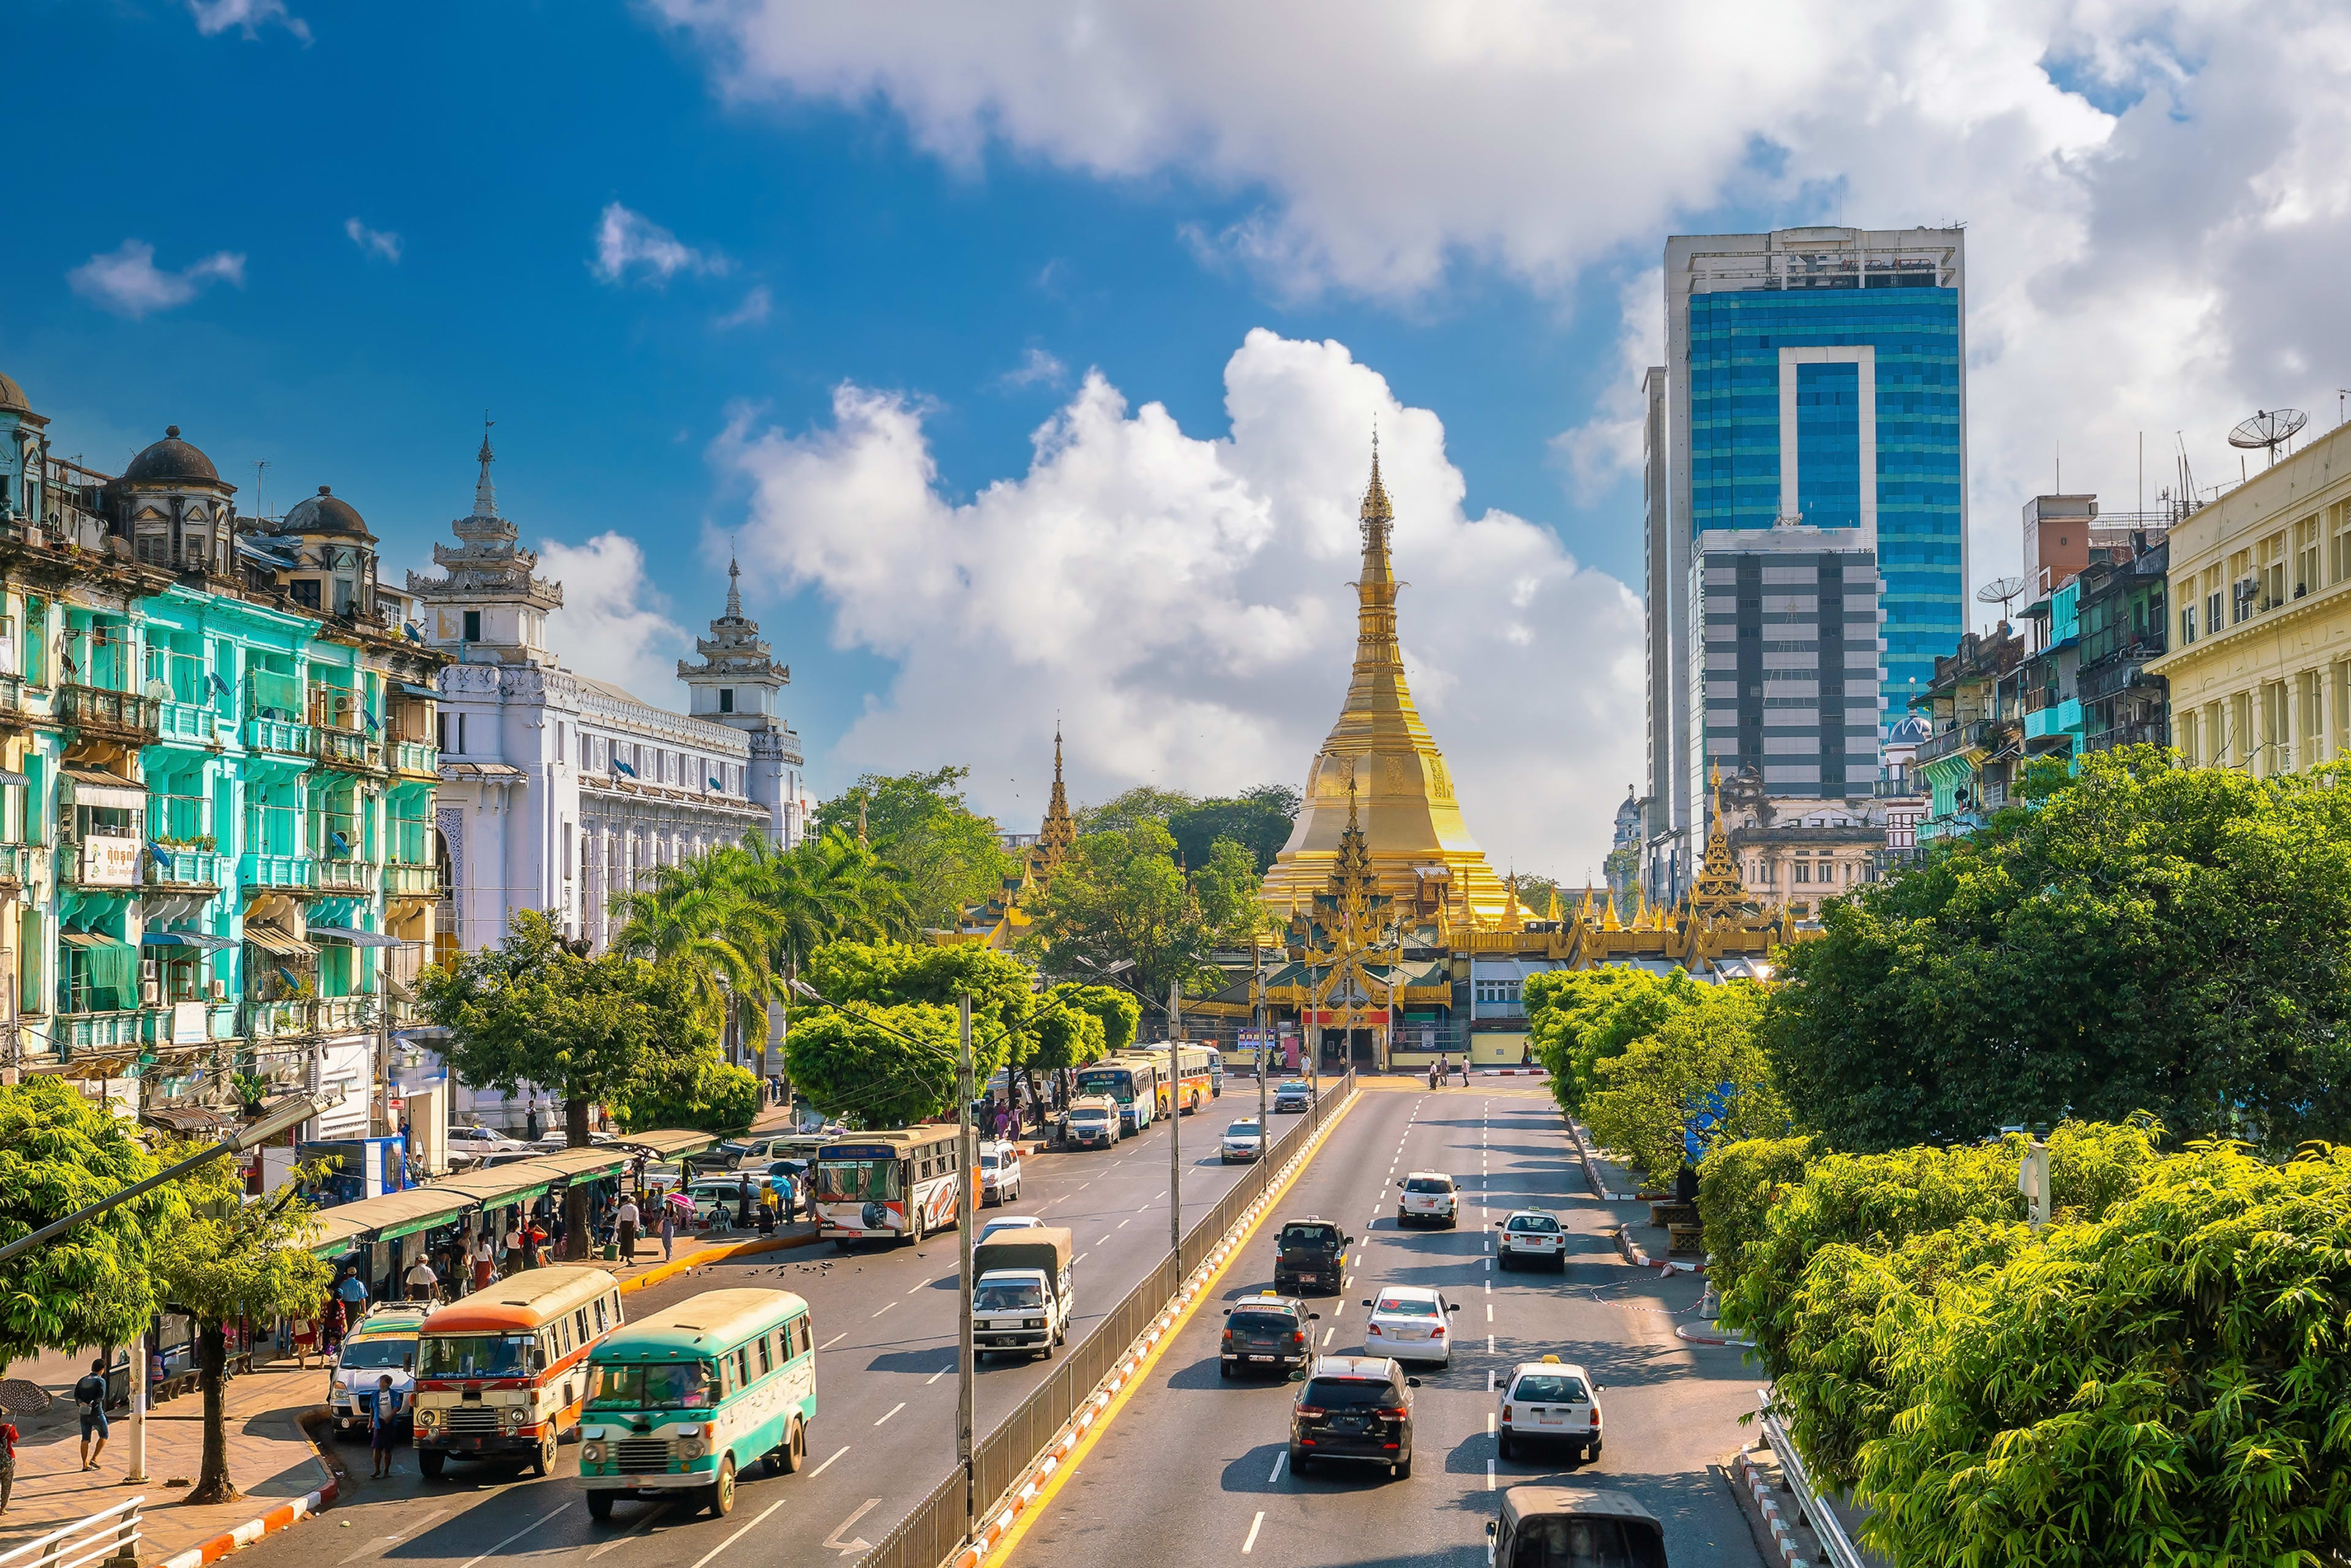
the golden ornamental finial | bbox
[1361,430,1393,523]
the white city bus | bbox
[812,1128,966,1246]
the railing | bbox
[384,861,439,898]
[148,847,230,887]
[156,697,220,744]
[0,843,29,884]
[391,739,439,777]
[858,1071,1359,1568]
[239,851,316,891]
[313,727,381,771]
[57,1008,163,1052]
[2077,645,2163,703]
[0,672,23,721]
[1758,1390,1868,1568]
[313,994,377,1033]
[0,1495,143,1568]
[317,858,378,893]
[54,683,160,741]
[242,715,313,756]
[61,832,142,888]
[241,998,313,1039]
[1914,718,1992,765]
[2085,720,2167,753]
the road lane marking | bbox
[907,1280,929,1294]
[1078,1181,1090,1190]
[1488,1460,1496,1490]
[1075,1252,1089,1264]
[1117,1217,1131,1229]
[820,1333,847,1350]
[585,1504,667,1560]
[874,1401,906,1425]
[688,1494,791,1568]
[809,1445,849,1477]
[1487,1305,1493,1322]
[822,1499,882,1555]
[1321,1326,1334,1347]
[1488,1413,1497,1435]
[872,1301,896,1318]
[339,1507,451,1564]
[927,1368,949,1386]
[1487,1370,1496,1392]
[1269,1451,1286,1484]
[1488,1335,1494,1354]
[452,1501,570,1568]
[1243,1512,1265,1554]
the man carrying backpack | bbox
[72,1357,110,1472]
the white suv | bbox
[980,1141,1022,1205]
[1498,1356,1603,1463]
[1396,1171,1458,1228]
[1495,1209,1566,1269]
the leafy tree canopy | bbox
[0,1076,182,1364]
[1581,979,1786,1182]
[1022,820,1261,1006]
[1051,981,1140,1057]
[1078,784,1302,875]
[1764,748,2351,1153]
[806,939,1029,1076]
[1524,966,1699,1115]
[782,1002,961,1129]
[813,767,1014,931]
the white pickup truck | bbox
[971,1226,1073,1360]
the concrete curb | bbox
[1618,1227,1708,1277]
[1735,1449,1813,1568]
[1561,1119,1643,1204]
[153,1419,340,1568]
[948,1087,1363,1568]
[616,1228,825,1295]
[1673,1322,1754,1348]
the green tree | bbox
[1764,747,2351,1153]
[0,1076,181,1367]
[1523,966,1698,1114]
[813,767,1013,930]
[1169,786,1302,875]
[1075,786,1196,836]
[782,1002,961,1129]
[1052,982,1140,1056]
[1581,981,1785,1183]
[614,1046,761,1135]
[1690,1133,1821,1301]
[152,1144,331,1504]
[611,852,781,1075]
[1022,821,1261,1007]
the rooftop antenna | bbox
[253,459,269,522]
[2229,408,2306,468]
[1978,576,2027,628]
[2338,389,2349,429]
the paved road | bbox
[1000,1084,1763,1568]
[236,1084,1306,1568]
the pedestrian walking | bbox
[292,1315,318,1367]
[616,1196,640,1262]
[0,1412,17,1514]
[470,1234,496,1294]
[527,1218,548,1267]
[503,1217,525,1276]
[72,1358,109,1471]
[403,1254,440,1304]
[369,1376,399,1478]
[323,1294,348,1356]
[336,1267,369,1315]
[659,1204,676,1262]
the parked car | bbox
[1487,1487,1662,1567]
[447,1125,531,1156]
[1220,1292,1317,1378]
[1496,1209,1567,1270]
[1396,1171,1460,1229]
[1359,1285,1461,1368]
[1496,1357,1602,1462]
[1221,1118,1265,1164]
[683,1140,751,1174]
[1288,1355,1418,1478]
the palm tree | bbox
[610,856,782,1075]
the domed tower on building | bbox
[678,557,805,846]
[1258,439,1521,926]
[274,486,378,618]
[405,431,563,663]
[107,426,237,576]
[0,372,50,524]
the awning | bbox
[394,682,440,700]
[0,770,29,789]
[143,930,236,951]
[244,925,318,958]
[59,931,130,950]
[620,1129,722,1161]
[142,1104,239,1136]
[63,770,144,812]
[306,926,410,949]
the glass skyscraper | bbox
[1641,227,1966,898]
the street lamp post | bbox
[1254,942,1267,1192]
[956,994,977,1548]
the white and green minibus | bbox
[577,1288,816,1519]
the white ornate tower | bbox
[405,430,562,664]
[679,558,804,846]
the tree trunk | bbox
[186,1321,237,1506]
[564,1095,591,1261]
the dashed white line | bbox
[1487,1370,1496,1392]
[1268,1450,1288,1484]
[1488,1335,1495,1354]
[1243,1512,1265,1554]
[926,1368,948,1386]
[809,1445,850,1477]
[874,1401,906,1425]
[906,1280,929,1295]
[1486,1305,1494,1323]
[1075,1251,1090,1264]
[1487,1459,1496,1490]
[872,1301,896,1318]
[451,1502,570,1568]
[1487,1412,1497,1435]
[1321,1326,1335,1348]
[820,1333,847,1351]
[687,1494,791,1568]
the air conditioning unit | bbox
[140,959,160,982]
[140,981,160,1005]
[207,978,226,1001]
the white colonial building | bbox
[410,438,804,960]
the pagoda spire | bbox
[474,414,497,519]
[725,555,743,620]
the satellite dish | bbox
[1977,576,2027,618]
[2229,409,2308,465]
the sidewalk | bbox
[0,1223,822,1563]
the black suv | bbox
[1272,1217,1350,1295]
[1289,1356,1417,1478]
[1220,1294,1319,1378]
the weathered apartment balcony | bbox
[2086,719,2168,753]
[315,857,379,894]
[242,715,313,758]
[0,843,33,888]
[55,684,160,746]
[312,994,377,1033]
[239,851,316,892]
[147,847,231,888]
[383,861,440,898]
[390,740,439,780]
[155,699,222,746]
[312,726,383,773]
[54,1007,169,1055]
[239,994,377,1040]
[0,673,26,729]
[1914,718,1994,766]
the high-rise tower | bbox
[1260,441,1518,925]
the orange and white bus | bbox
[412,1264,623,1479]
[1149,1045,1215,1117]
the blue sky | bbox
[4,1,2339,874]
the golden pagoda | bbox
[932,726,1078,950]
[1259,438,1521,924]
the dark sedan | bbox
[1289,1355,1417,1479]
[1220,1294,1318,1378]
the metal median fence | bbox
[861,1070,1360,1568]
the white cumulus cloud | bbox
[539,533,696,704]
[67,241,246,320]
[712,329,1643,877]
[647,0,2351,607]
[187,0,309,42]
[345,218,402,263]
[591,202,729,287]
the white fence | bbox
[0,1497,142,1568]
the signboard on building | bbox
[80,836,140,887]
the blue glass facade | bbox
[1685,284,1963,719]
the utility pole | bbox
[1254,941,1267,1190]
[956,994,977,1548]
[1168,982,1182,1255]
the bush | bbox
[1524,967,1698,1116]
[1582,981,1786,1184]
[1694,1135,1821,1298]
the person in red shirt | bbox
[1,1416,18,1514]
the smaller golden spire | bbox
[1362,427,1393,522]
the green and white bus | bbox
[577,1288,816,1520]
